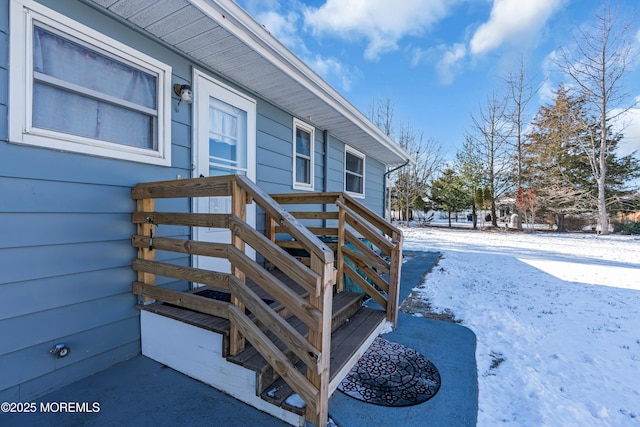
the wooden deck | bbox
[131,176,402,426]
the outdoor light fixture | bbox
[173,83,192,111]
[50,343,70,358]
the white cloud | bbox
[252,5,355,92]
[470,0,566,56]
[538,49,563,104]
[307,54,356,91]
[435,43,467,85]
[613,100,640,158]
[303,0,456,61]
[256,10,306,53]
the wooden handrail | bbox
[228,304,320,415]
[342,193,403,239]
[236,175,334,266]
[343,230,390,274]
[270,192,344,205]
[227,215,319,294]
[132,211,230,228]
[337,200,395,255]
[133,281,229,318]
[133,259,230,289]
[132,235,228,258]
[131,175,234,199]
[226,246,322,329]
[270,191,403,326]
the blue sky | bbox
[236,0,640,162]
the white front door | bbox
[192,70,256,274]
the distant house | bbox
[0,0,410,425]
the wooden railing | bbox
[269,192,403,326]
[131,175,334,426]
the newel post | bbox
[137,197,156,303]
[229,179,247,355]
[264,214,276,270]
[386,230,403,326]
[306,253,333,427]
[335,195,346,292]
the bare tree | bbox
[468,92,514,226]
[501,58,541,189]
[553,2,638,234]
[368,97,395,137]
[393,123,443,222]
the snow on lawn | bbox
[401,227,640,426]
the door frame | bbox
[191,69,257,271]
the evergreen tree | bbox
[525,86,640,231]
[455,136,485,229]
[431,169,468,227]
[524,87,594,230]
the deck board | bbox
[227,291,363,372]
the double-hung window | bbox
[9,0,172,165]
[345,146,365,197]
[292,118,315,190]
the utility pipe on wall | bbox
[382,159,410,220]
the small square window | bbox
[345,147,365,197]
[9,0,172,165]
[292,118,315,190]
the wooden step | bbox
[226,290,365,394]
[259,307,387,414]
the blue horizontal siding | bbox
[0,267,135,322]
[256,106,294,194]
[0,241,135,285]
[327,137,345,192]
[1,0,8,142]
[0,292,138,357]
[0,213,132,248]
[0,177,134,213]
[364,157,385,215]
[0,143,184,188]
[0,316,139,391]
[0,341,140,403]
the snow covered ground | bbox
[401,225,640,426]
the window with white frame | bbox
[9,0,172,166]
[345,146,365,197]
[292,118,314,190]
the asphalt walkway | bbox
[1,251,478,427]
[329,251,478,427]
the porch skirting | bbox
[140,311,304,426]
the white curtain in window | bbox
[32,27,157,149]
[208,97,246,175]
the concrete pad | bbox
[0,356,289,427]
